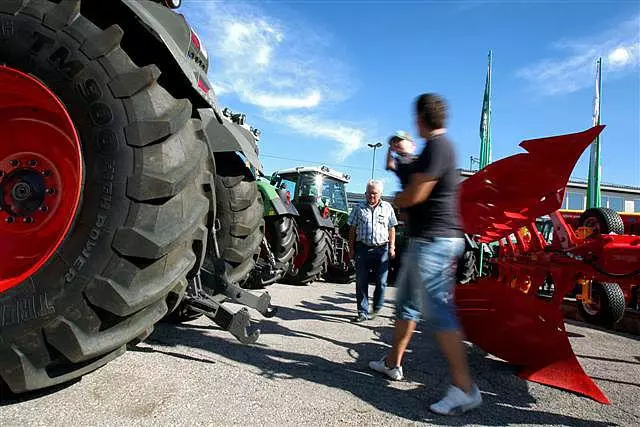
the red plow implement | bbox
[455,125,640,404]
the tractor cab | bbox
[270,166,350,226]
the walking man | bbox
[370,93,482,415]
[347,179,398,322]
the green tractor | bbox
[269,166,355,284]
[244,177,300,288]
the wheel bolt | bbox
[5,216,14,224]
[23,217,34,224]
[39,205,48,212]
[42,170,51,177]
[45,188,56,195]
[9,159,19,167]
[28,159,38,167]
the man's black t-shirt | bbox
[395,134,463,239]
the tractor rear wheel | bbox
[577,281,626,329]
[0,0,210,393]
[286,225,332,285]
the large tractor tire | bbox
[577,281,626,329]
[0,1,211,393]
[286,225,332,285]
[206,152,264,286]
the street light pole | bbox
[367,142,382,180]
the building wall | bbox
[562,188,639,213]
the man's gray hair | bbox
[366,179,383,193]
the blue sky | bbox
[181,0,640,195]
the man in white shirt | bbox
[347,179,398,322]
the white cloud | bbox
[281,115,367,161]
[252,90,321,110]
[183,1,367,158]
[517,15,640,95]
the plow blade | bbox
[459,125,605,241]
[456,125,610,403]
[455,278,610,404]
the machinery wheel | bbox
[578,208,625,237]
[0,1,210,393]
[286,225,332,285]
[577,281,626,328]
[206,152,264,286]
[244,215,299,290]
[267,216,299,274]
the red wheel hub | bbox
[0,66,83,293]
[293,229,310,269]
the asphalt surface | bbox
[1,281,639,426]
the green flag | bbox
[586,57,602,209]
[479,50,492,169]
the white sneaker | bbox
[368,356,404,380]
[429,384,482,415]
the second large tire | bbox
[206,152,264,286]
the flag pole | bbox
[478,49,493,277]
[479,50,493,169]
[587,57,602,209]
[486,49,492,165]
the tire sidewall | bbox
[0,12,132,329]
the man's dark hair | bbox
[415,93,448,130]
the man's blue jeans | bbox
[395,237,465,331]
[355,243,389,316]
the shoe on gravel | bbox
[369,356,404,381]
[429,384,482,415]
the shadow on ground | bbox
[144,292,615,427]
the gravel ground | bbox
[1,281,639,426]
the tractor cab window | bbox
[297,174,320,198]
[294,173,348,211]
[319,177,348,212]
[274,175,297,199]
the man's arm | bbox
[394,173,438,208]
[388,226,396,258]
